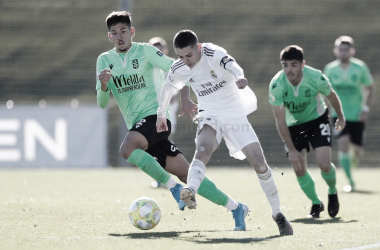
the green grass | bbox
[1,167,379,250]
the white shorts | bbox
[195,115,259,160]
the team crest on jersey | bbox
[156,51,163,57]
[132,59,139,69]
[351,74,358,83]
[305,89,311,97]
[210,70,217,79]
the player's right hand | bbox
[98,69,112,90]
[156,117,168,133]
[288,150,304,171]
[179,98,198,120]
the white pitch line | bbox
[338,242,380,250]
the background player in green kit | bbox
[269,45,346,218]
[96,11,250,230]
[323,36,374,193]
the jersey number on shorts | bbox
[171,145,178,152]
[135,119,146,128]
[319,124,331,136]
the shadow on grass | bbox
[344,189,376,195]
[109,231,282,244]
[290,217,358,224]
[187,235,282,244]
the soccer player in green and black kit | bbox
[324,36,374,192]
[269,45,346,218]
[96,11,250,230]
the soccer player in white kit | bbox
[156,30,293,236]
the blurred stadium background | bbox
[1,0,379,168]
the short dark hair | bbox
[173,30,198,49]
[280,45,304,62]
[106,11,131,30]
[334,36,354,47]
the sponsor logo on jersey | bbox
[112,74,147,93]
[132,59,139,69]
[109,64,114,70]
[195,80,227,97]
[156,51,163,57]
[284,100,312,113]
[210,70,217,79]
[305,89,311,97]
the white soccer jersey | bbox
[167,43,257,118]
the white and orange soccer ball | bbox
[128,197,161,230]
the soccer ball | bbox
[128,197,161,230]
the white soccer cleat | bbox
[180,187,197,209]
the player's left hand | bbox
[236,78,248,89]
[156,117,168,133]
[335,117,346,132]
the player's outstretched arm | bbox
[156,81,175,133]
[179,86,198,119]
[271,105,304,171]
[359,84,374,122]
[97,69,112,108]
[325,90,346,132]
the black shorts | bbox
[130,115,182,168]
[287,110,332,153]
[332,118,365,146]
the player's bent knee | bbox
[120,144,135,160]
[252,162,268,174]
[319,163,332,172]
[195,144,214,158]
[294,168,306,177]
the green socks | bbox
[339,152,354,186]
[127,149,230,207]
[321,164,337,194]
[198,177,229,206]
[297,171,321,205]
[127,149,170,185]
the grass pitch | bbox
[1,166,379,250]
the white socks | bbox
[187,159,206,194]
[257,168,282,217]
[164,177,178,190]
[225,197,239,211]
